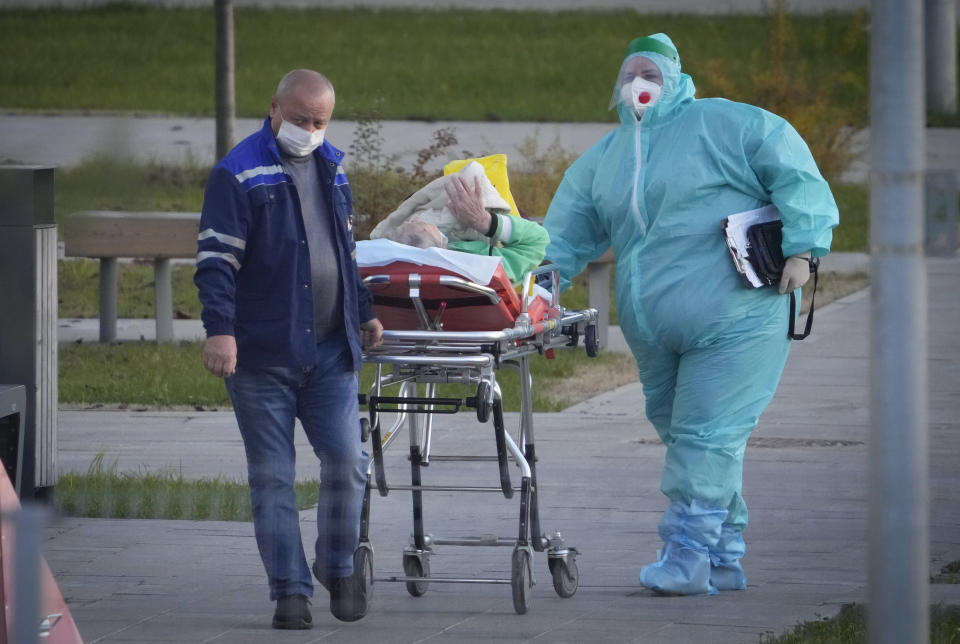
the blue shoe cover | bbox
[710,561,747,591]
[639,500,727,595]
[710,528,747,590]
[639,538,718,595]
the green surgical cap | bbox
[625,36,680,66]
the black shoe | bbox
[312,559,330,592]
[329,573,368,622]
[272,594,312,630]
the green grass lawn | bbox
[58,339,637,412]
[0,6,873,124]
[56,454,318,520]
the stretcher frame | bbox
[354,263,599,614]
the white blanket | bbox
[369,161,511,243]
[356,239,503,286]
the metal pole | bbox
[98,257,118,343]
[925,0,958,114]
[869,1,929,643]
[214,0,235,161]
[154,258,174,343]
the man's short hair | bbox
[276,69,335,102]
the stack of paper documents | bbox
[722,204,781,288]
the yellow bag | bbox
[443,153,520,218]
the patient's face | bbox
[395,220,448,249]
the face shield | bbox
[608,55,664,112]
[607,35,681,116]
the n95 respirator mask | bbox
[620,76,662,119]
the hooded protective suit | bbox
[543,33,838,594]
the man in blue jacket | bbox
[194,69,383,628]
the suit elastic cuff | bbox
[496,215,513,243]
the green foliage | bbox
[831,183,869,252]
[932,560,960,584]
[59,341,231,407]
[56,453,319,520]
[695,2,866,181]
[55,156,208,221]
[761,603,960,643]
[510,133,578,220]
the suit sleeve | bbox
[542,152,610,292]
[748,117,839,259]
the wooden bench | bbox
[61,211,200,343]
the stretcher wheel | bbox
[548,557,579,598]
[511,547,532,615]
[402,553,430,597]
[475,381,492,423]
[584,324,599,357]
[354,544,374,601]
[359,417,371,443]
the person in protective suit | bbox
[542,33,839,595]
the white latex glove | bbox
[203,334,237,378]
[778,251,812,294]
[444,175,493,235]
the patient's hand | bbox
[445,176,493,235]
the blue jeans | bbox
[225,336,367,601]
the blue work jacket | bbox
[194,117,375,371]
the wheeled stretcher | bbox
[353,243,599,614]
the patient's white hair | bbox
[391,219,446,249]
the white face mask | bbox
[620,76,662,118]
[276,117,325,157]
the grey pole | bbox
[98,257,118,343]
[154,258,174,343]
[925,0,958,114]
[869,2,929,644]
[12,504,43,644]
[214,0,235,161]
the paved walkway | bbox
[42,255,960,643]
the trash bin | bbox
[0,385,26,496]
[0,167,58,500]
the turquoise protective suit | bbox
[543,33,838,593]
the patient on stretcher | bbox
[370,160,549,287]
